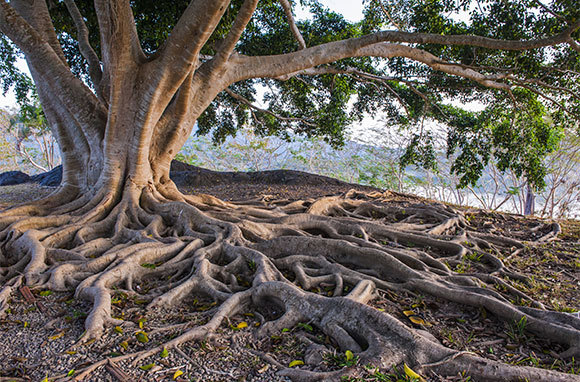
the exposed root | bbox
[1,187,579,381]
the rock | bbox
[0,170,31,186]
[30,165,62,187]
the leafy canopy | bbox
[1,0,578,189]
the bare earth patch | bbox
[0,173,579,382]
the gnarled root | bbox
[0,187,578,381]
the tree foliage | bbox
[1,0,578,188]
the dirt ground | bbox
[0,170,579,382]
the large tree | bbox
[0,0,579,380]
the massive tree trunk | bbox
[1,0,580,380]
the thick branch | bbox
[63,0,103,99]
[93,0,144,76]
[211,0,259,71]
[0,0,106,143]
[234,43,510,90]
[230,20,580,83]
[155,0,231,90]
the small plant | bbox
[507,316,528,343]
[465,252,483,262]
[324,350,359,368]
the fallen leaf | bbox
[119,341,129,350]
[289,360,304,367]
[345,350,354,361]
[138,318,146,329]
[136,331,149,343]
[65,351,77,355]
[257,365,269,373]
[173,370,184,379]
[67,369,75,377]
[160,348,169,358]
[49,332,64,340]
[403,310,416,317]
[114,326,123,334]
[404,363,425,381]
[139,363,155,371]
[236,321,248,329]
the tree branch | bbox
[158,0,230,73]
[211,0,259,71]
[63,0,103,99]
[224,88,317,127]
[93,0,144,73]
[280,0,306,49]
[234,43,511,90]
[230,20,580,84]
[0,0,107,142]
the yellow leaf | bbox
[120,341,128,350]
[404,363,425,381]
[65,351,77,355]
[403,310,415,317]
[49,332,64,340]
[173,370,184,379]
[160,348,169,358]
[408,315,431,327]
[41,377,49,382]
[236,321,248,329]
[138,319,146,329]
[345,350,354,361]
[289,360,304,367]
[114,326,123,334]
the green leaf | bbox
[139,363,155,371]
[136,331,149,343]
[114,326,123,334]
[39,290,52,296]
[160,348,169,358]
[67,369,75,377]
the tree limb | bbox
[0,0,107,141]
[280,0,306,49]
[224,88,317,127]
[93,0,144,73]
[230,19,580,84]
[211,0,259,72]
[62,0,103,100]
[234,43,511,90]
